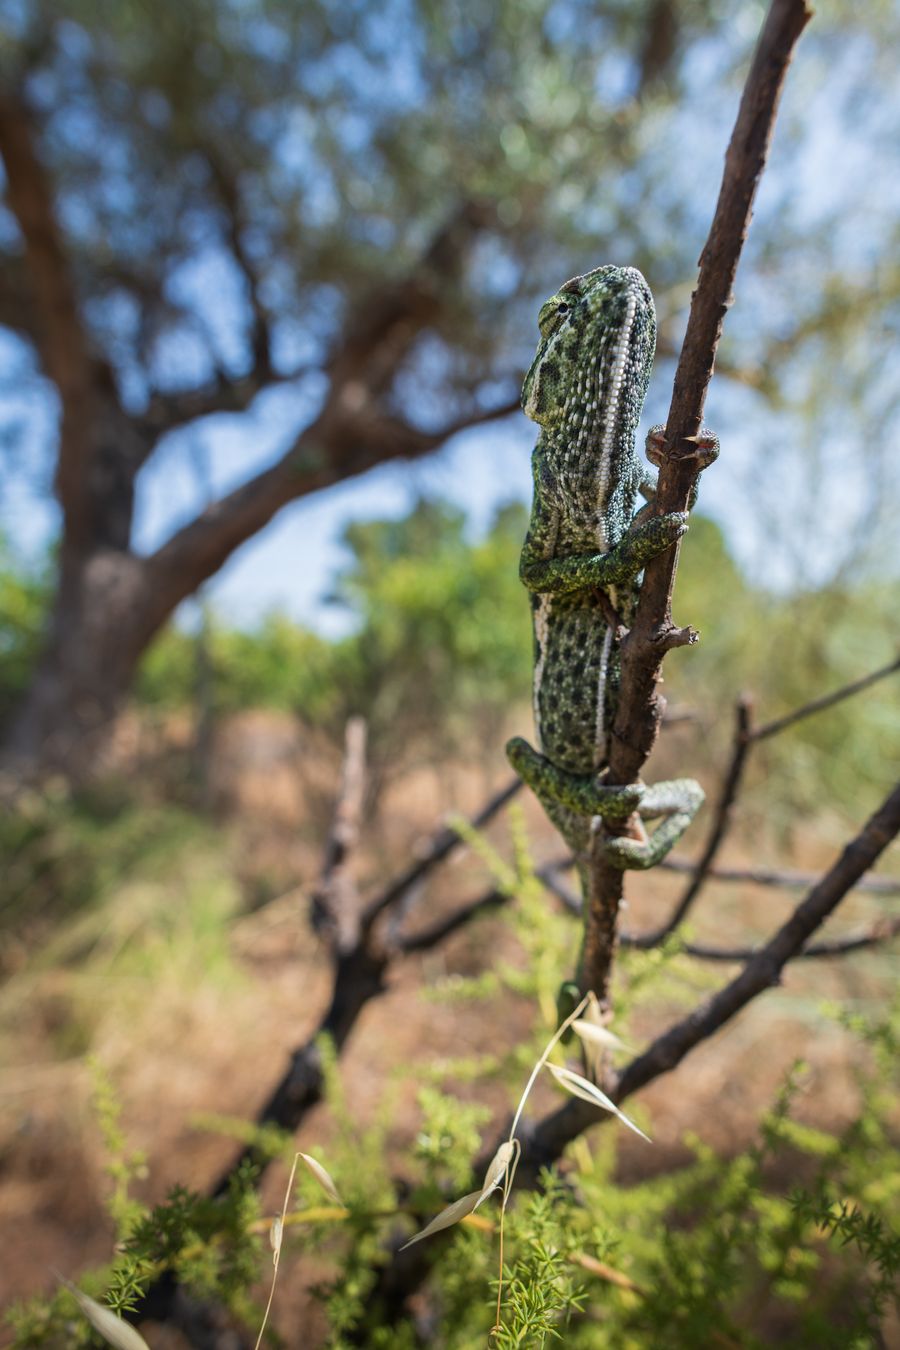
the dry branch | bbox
[577,0,813,1001]
[517,779,900,1179]
[652,916,900,963]
[750,653,900,742]
[361,776,522,931]
[535,863,900,961]
[310,717,368,952]
[658,856,900,895]
[630,697,754,948]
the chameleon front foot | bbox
[506,736,642,823]
[599,778,705,870]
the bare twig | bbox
[629,697,754,949]
[536,864,900,924]
[577,0,813,1002]
[516,780,900,1178]
[398,888,508,954]
[678,856,897,894]
[629,654,900,946]
[658,856,900,896]
[361,776,522,931]
[399,859,576,952]
[647,916,900,963]
[310,718,368,952]
[750,654,900,742]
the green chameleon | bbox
[506,264,718,906]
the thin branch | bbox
[577,0,813,1002]
[750,654,900,742]
[518,780,900,1177]
[361,776,523,931]
[399,859,570,953]
[398,887,508,953]
[658,856,900,895]
[630,654,900,946]
[643,916,900,963]
[139,362,314,438]
[203,147,272,377]
[535,862,900,923]
[538,870,582,915]
[310,718,368,953]
[632,697,754,949]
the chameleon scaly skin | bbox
[506,265,718,876]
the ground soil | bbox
[1,711,897,1346]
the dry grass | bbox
[1,710,896,1341]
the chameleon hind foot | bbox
[599,778,705,871]
[506,736,642,823]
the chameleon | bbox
[506,264,718,900]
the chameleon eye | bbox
[538,299,571,338]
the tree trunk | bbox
[4,547,154,780]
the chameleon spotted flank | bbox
[506,265,718,873]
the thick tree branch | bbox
[577,0,813,1001]
[0,89,96,548]
[140,396,518,640]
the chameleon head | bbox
[521,265,656,433]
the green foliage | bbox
[7,1065,262,1350]
[0,538,52,731]
[138,612,339,721]
[327,499,531,763]
[0,784,209,941]
[492,1184,588,1348]
[89,1058,149,1233]
[2,497,895,828]
[134,498,532,778]
[6,958,900,1348]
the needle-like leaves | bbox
[56,1277,150,1350]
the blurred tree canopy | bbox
[0,0,897,776]
[134,498,900,818]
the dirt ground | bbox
[1,711,898,1345]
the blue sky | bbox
[1,8,897,636]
